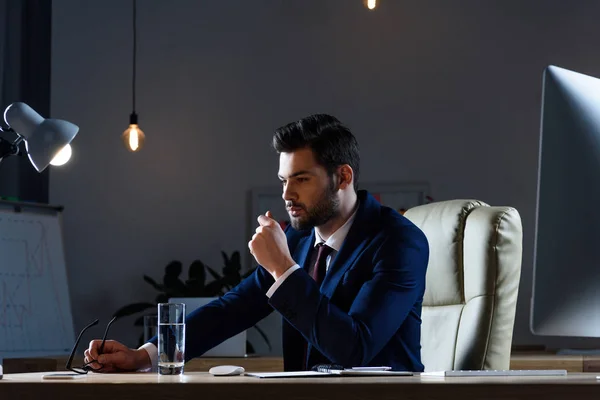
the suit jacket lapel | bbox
[293,230,315,271]
[320,231,369,298]
[321,190,378,298]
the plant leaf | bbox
[164,260,183,278]
[185,278,208,297]
[155,294,169,304]
[231,251,241,270]
[222,251,241,287]
[204,279,226,297]
[113,302,156,319]
[188,260,206,286]
[134,314,157,326]
[221,250,229,267]
[143,275,163,291]
[164,275,187,294]
[206,266,222,281]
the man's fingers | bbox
[97,352,120,365]
[266,211,273,219]
[88,339,103,359]
[98,351,118,365]
[257,214,274,226]
[84,340,141,372]
[87,339,125,365]
[100,340,125,353]
[84,348,102,369]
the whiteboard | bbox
[0,201,75,358]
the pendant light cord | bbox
[132,0,137,115]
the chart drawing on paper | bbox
[0,204,75,358]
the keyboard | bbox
[421,369,567,377]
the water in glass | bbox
[158,322,185,375]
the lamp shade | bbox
[3,102,79,172]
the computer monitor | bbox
[531,65,600,338]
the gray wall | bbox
[1,0,51,204]
[50,0,600,353]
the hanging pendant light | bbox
[122,0,145,152]
[364,0,378,10]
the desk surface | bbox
[6,352,600,374]
[2,371,600,400]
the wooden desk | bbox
[1,371,600,400]
[6,352,600,374]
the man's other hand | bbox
[84,339,151,373]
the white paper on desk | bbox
[245,370,413,378]
[420,371,446,377]
[330,370,413,376]
[245,371,331,378]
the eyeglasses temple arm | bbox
[99,316,118,355]
[65,319,100,370]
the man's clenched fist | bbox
[248,211,296,280]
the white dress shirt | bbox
[139,205,358,372]
[265,207,358,297]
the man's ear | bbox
[337,165,354,190]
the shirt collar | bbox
[314,203,359,252]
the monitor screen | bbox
[531,65,600,338]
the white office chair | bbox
[405,200,523,371]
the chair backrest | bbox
[404,200,522,372]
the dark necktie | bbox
[311,243,334,285]
[303,243,334,369]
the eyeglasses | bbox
[65,316,117,374]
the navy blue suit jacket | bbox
[152,190,429,371]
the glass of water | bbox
[158,303,186,375]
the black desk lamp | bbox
[0,102,79,172]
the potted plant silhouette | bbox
[113,251,271,353]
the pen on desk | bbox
[351,366,392,371]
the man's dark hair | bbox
[272,114,360,192]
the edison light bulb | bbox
[366,0,377,10]
[49,144,72,166]
[122,123,146,152]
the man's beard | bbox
[288,181,340,231]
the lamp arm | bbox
[0,120,12,133]
[0,127,24,160]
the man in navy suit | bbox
[85,114,429,372]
